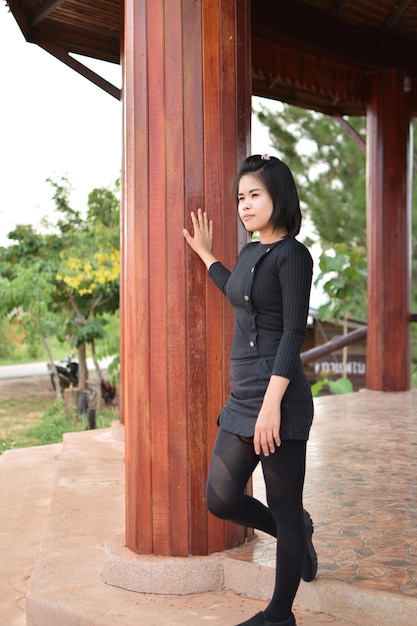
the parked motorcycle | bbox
[47,355,116,405]
[47,354,79,393]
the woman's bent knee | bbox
[206,483,238,520]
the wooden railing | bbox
[301,326,367,364]
[301,311,416,365]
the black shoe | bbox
[235,611,296,626]
[302,509,318,582]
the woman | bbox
[183,154,317,626]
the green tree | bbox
[256,103,367,248]
[0,227,65,396]
[315,243,367,322]
[1,262,57,352]
[315,243,367,377]
[0,178,120,397]
[255,100,417,384]
[48,178,120,390]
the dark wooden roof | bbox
[6,0,417,114]
[252,0,417,115]
[7,0,121,62]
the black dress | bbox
[208,236,314,440]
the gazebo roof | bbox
[6,0,417,114]
[7,0,121,64]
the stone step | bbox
[224,538,417,626]
[0,443,61,626]
[4,426,415,625]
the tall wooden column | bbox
[366,68,412,391]
[121,0,251,556]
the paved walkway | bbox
[1,389,416,625]
[305,390,417,598]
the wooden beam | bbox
[30,33,121,100]
[331,1,352,16]
[332,113,366,154]
[5,0,30,37]
[301,327,367,364]
[30,0,66,28]
[251,76,366,117]
[251,0,417,78]
[380,0,414,34]
[251,34,369,111]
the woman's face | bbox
[237,174,275,242]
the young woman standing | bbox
[183,154,317,626]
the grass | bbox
[0,330,74,366]
[0,385,117,455]
[0,325,119,454]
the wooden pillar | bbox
[122,0,251,556]
[366,68,412,391]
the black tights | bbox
[206,428,307,622]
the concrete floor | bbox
[1,389,416,625]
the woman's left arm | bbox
[254,243,313,456]
[272,243,313,379]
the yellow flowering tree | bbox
[0,179,120,399]
[53,180,120,390]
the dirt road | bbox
[0,375,53,400]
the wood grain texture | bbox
[123,0,153,554]
[122,0,252,556]
[366,68,412,391]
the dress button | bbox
[244,295,249,301]
[249,341,255,347]
[251,267,254,273]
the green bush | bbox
[0,399,116,454]
[311,376,353,397]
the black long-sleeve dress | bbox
[208,235,314,440]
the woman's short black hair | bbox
[232,154,302,237]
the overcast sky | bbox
[0,6,123,246]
